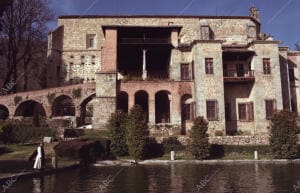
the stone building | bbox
[46,7,300,136]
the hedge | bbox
[54,138,111,164]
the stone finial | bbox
[249,5,260,22]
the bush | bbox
[108,110,128,156]
[162,137,186,153]
[126,105,149,160]
[190,117,210,160]
[64,129,85,138]
[0,121,57,144]
[54,138,111,164]
[269,110,299,159]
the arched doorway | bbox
[79,94,96,126]
[181,94,194,134]
[14,100,46,126]
[117,91,129,113]
[135,90,149,120]
[155,90,171,123]
[0,105,9,120]
[52,95,75,116]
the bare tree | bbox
[0,0,53,92]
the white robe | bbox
[33,146,42,169]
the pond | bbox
[4,163,300,193]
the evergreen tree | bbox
[190,116,211,160]
[270,110,299,159]
[126,105,149,160]
[108,110,128,156]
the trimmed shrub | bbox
[108,110,128,156]
[162,137,186,153]
[190,116,210,160]
[64,129,85,138]
[54,138,111,164]
[0,121,57,144]
[269,110,299,159]
[126,105,149,160]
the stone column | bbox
[128,92,135,111]
[149,94,155,124]
[142,49,147,80]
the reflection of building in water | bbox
[170,164,183,193]
[254,164,275,193]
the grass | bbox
[79,130,110,139]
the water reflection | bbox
[6,163,300,193]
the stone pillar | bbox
[142,49,147,80]
[171,29,178,47]
[128,92,135,111]
[149,94,155,124]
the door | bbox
[236,64,244,77]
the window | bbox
[183,102,195,121]
[265,100,276,119]
[86,34,96,48]
[238,102,254,121]
[206,100,218,121]
[205,58,214,74]
[181,63,190,80]
[263,58,271,74]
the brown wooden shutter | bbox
[248,102,254,121]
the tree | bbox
[126,105,149,160]
[295,43,300,51]
[190,116,211,160]
[0,0,53,92]
[108,110,128,156]
[269,110,299,159]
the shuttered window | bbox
[238,102,254,121]
[205,58,214,74]
[263,58,271,74]
[265,100,276,119]
[181,63,190,80]
[206,100,218,121]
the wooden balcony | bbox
[224,70,255,83]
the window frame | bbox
[263,58,271,75]
[180,63,191,80]
[206,100,218,121]
[265,99,276,120]
[205,58,214,74]
[238,102,254,122]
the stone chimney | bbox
[249,5,260,22]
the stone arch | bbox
[181,94,194,134]
[79,93,96,126]
[15,100,46,117]
[0,104,9,120]
[14,100,46,126]
[155,90,171,123]
[134,90,149,120]
[117,91,128,113]
[52,95,75,116]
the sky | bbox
[47,0,300,49]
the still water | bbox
[5,163,300,193]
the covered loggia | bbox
[117,27,172,80]
[155,90,171,123]
[79,94,96,126]
[0,104,9,120]
[52,95,75,116]
[117,91,129,113]
[134,90,149,120]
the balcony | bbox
[224,70,255,83]
[119,38,171,45]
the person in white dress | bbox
[33,143,44,170]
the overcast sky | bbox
[47,0,300,49]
